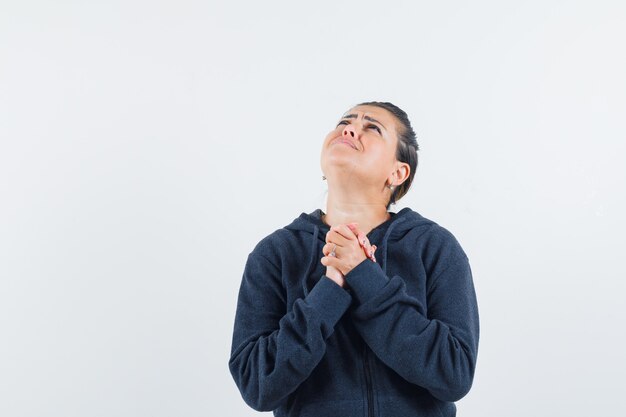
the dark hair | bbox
[355,101,420,210]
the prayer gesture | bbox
[321,223,377,288]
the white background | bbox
[1,1,625,416]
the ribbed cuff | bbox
[304,275,352,328]
[344,259,390,304]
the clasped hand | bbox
[320,223,377,288]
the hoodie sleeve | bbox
[228,250,353,412]
[344,253,479,403]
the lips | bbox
[333,137,358,150]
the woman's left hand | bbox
[346,223,377,263]
[321,223,376,276]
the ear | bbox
[389,162,410,187]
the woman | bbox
[229,101,480,417]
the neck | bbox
[321,187,391,236]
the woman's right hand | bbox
[322,243,346,287]
[322,224,377,288]
[324,264,346,288]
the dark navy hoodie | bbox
[229,207,480,416]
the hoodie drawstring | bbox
[286,207,424,298]
[301,217,407,295]
[378,216,405,275]
[302,225,319,297]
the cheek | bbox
[362,145,395,169]
[324,130,338,142]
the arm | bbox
[228,252,352,411]
[344,255,479,402]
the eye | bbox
[368,124,381,134]
[336,120,381,134]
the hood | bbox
[285,207,433,296]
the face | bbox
[320,105,402,187]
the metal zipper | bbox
[363,343,374,417]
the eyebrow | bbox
[340,113,387,131]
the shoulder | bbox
[247,225,304,269]
[422,222,468,261]
[395,214,473,299]
[399,211,469,276]
[250,208,322,255]
[401,209,465,251]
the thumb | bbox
[346,223,364,242]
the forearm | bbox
[345,258,480,402]
[229,276,352,411]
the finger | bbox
[346,223,369,248]
[325,229,350,246]
[329,224,358,242]
[346,223,374,256]
[320,254,339,268]
[346,223,364,242]
[322,242,339,257]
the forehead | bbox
[342,105,397,128]
[343,105,391,119]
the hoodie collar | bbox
[286,207,426,296]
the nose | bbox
[342,124,356,138]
